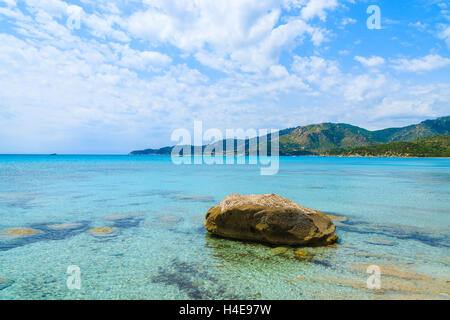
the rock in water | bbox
[0,228,41,238]
[294,249,309,257]
[88,227,117,236]
[269,247,289,256]
[205,193,338,246]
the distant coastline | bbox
[127,154,450,159]
[130,116,450,158]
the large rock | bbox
[205,193,338,246]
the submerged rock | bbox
[47,223,82,230]
[365,238,396,246]
[1,228,40,238]
[205,193,338,246]
[152,215,183,228]
[326,214,348,222]
[88,227,116,236]
[103,212,142,221]
[294,249,309,257]
[269,247,289,256]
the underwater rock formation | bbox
[0,228,41,238]
[88,227,117,236]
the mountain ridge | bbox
[130,116,450,156]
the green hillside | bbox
[374,116,450,142]
[278,116,450,154]
[279,123,377,154]
[130,116,450,156]
[328,135,450,157]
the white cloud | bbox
[438,24,450,48]
[231,19,326,72]
[23,0,68,17]
[2,0,17,7]
[369,83,450,121]
[83,12,130,42]
[391,54,450,72]
[408,21,427,30]
[126,0,333,72]
[437,2,450,21]
[342,74,387,102]
[292,55,391,102]
[341,17,356,26]
[114,46,172,71]
[0,0,449,153]
[354,56,385,67]
[0,30,308,152]
[301,0,338,21]
[291,55,341,92]
[0,6,31,21]
[269,65,289,78]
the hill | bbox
[278,116,450,154]
[328,135,450,157]
[130,116,450,156]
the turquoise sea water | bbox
[0,155,449,299]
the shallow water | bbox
[0,155,449,299]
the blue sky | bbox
[0,0,449,154]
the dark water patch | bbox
[111,216,144,229]
[14,274,61,299]
[129,190,178,198]
[311,259,333,268]
[170,194,215,203]
[93,198,116,202]
[148,215,184,229]
[0,192,43,210]
[151,258,244,299]
[337,218,450,248]
[30,221,90,240]
[168,226,207,236]
[101,212,145,230]
[122,201,154,207]
[110,253,124,257]
[2,198,38,209]
[360,202,450,215]
[128,190,215,204]
[71,194,92,199]
[0,278,14,291]
[365,238,396,246]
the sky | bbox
[0,0,449,154]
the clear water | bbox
[0,155,448,299]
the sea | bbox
[0,155,448,299]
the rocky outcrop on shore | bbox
[205,193,338,246]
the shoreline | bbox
[1,153,449,159]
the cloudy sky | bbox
[0,0,449,153]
